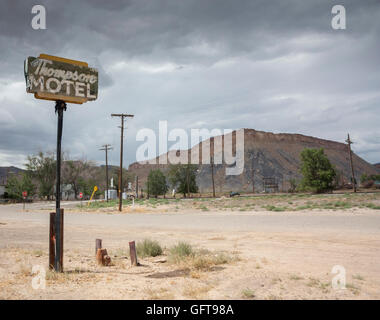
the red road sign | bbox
[22,191,27,198]
[79,192,83,199]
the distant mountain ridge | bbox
[128,129,380,193]
[0,166,25,185]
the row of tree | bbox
[5,152,135,200]
[145,149,339,196]
[5,148,365,200]
[146,164,198,198]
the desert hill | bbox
[0,166,25,185]
[128,129,379,193]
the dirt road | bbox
[0,201,379,299]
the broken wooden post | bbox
[95,239,102,255]
[129,241,138,266]
[104,255,111,266]
[49,212,55,270]
[96,248,111,266]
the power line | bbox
[111,113,134,211]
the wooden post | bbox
[95,239,102,255]
[129,241,138,266]
[49,212,55,270]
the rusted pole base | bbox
[96,248,111,266]
[49,209,64,271]
[59,208,64,271]
[49,212,55,270]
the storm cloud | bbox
[0,0,379,168]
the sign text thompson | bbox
[24,54,98,104]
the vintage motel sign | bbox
[24,54,98,104]
[23,54,98,272]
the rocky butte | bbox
[128,129,380,193]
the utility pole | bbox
[251,157,255,194]
[210,156,215,198]
[135,175,139,199]
[345,133,357,193]
[111,113,134,211]
[186,164,190,198]
[99,144,112,202]
[249,152,255,194]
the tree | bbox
[5,172,36,200]
[62,159,90,199]
[299,148,337,193]
[167,164,198,197]
[26,152,56,199]
[146,169,168,198]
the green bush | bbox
[299,148,337,193]
[169,242,193,258]
[147,169,168,198]
[136,239,163,257]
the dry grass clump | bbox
[145,287,175,300]
[182,283,212,299]
[168,242,234,271]
[136,239,163,258]
[242,288,255,299]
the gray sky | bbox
[0,0,379,168]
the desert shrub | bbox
[136,239,163,257]
[169,241,193,258]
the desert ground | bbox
[1,192,380,300]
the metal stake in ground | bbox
[99,144,112,202]
[54,100,66,272]
[111,113,134,211]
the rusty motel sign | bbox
[24,54,98,104]
[24,54,98,272]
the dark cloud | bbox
[0,0,379,167]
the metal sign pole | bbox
[54,100,66,272]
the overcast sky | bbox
[0,0,379,169]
